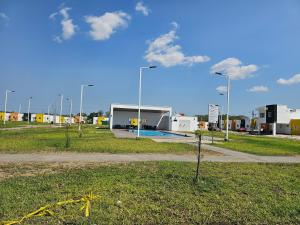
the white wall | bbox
[30,114,36,122]
[44,115,54,123]
[277,105,291,124]
[111,110,170,130]
[18,113,24,122]
[276,123,291,135]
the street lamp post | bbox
[3,89,15,125]
[79,84,94,131]
[59,94,63,126]
[137,66,157,138]
[27,97,32,124]
[215,72,231,141]
[66,97,73,124]
[218,93,225,130]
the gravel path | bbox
[0,146,299,164]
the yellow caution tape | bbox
[1,192,99,225]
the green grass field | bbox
[0,162,299,224]
[0,126,194,153]
[197,130,300,156]
[0,121,50,128]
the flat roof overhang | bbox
[111,104,172,113]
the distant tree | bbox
[76,113,87,117]
[105,111,110,117]
[97,110,103,116]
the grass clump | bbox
[0,126,194,153]
[0,162,299,224]
[197,130,300,156]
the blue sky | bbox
[1,0,300,116]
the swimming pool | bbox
[129,129,188,138]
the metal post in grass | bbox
[195,134,202,182]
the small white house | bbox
[170,115,198,132]
[256,104,300,135]
[44,115,54,123]
[30,114,37,122]
[18,113,24,122]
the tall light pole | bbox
[18,104,21,114]
[66,97,73,124]
[215,72,230,141]
[79,84,94,131]
[27,97,32,124]
[3,89,15,125]
[59,94,63,126]
[218,92,225,130]
[137,66,157,138]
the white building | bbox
[18,113,24,122]
[170,115,198,132]
[256,104,300,135]
[44,115,54,123]
[30,114,36,122]
[110,104,172,130]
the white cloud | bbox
[49,12,58,20]
[145,22,210,67]
[0,12,9,21]
[210,57,258,80]
[50,6,77,43]
[216,86,227,94]
[135,2,150,16]
[247,85,269,93]
[277,74,300,85]
[85,11,130,41]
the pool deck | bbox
[112,129,137,138]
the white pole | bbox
[47,105,50,115]
[3,90,8,125]
[27,98,31,124]
[225,76,230,141]
[69,98,72,124]
[220,105,223,130]
[79,85,83,131]
[59,94,63,126]
[137,67,143,138]
[18,104,21,115]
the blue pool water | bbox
[129,129,187,138]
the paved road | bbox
[0,145,299,163]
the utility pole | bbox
[59,94,63,126]
[27,97,32,124]
[4,90,15,125]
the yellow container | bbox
[130,118,138,126]
[251,119,257,129]
[291,119,300,135]
[199,121,206,129]
[36,114,44,123]
[0,112,5,122]
[60,116,65,123]
[97,116,106,125]
[9,112,18,121]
